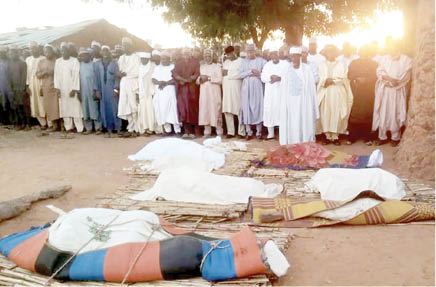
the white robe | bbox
[222,58,242,115]
[152,64,179,125]
[117,53,140,119]
[54,57,82,118]
[138,62,159,133]
[26,56,46,118]
[372,54,412,137]
[261,60,288,127]
[279,63,319,145]
[307,53,325,67]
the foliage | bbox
[83,0,399,48]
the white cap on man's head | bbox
[152,50,161,56]
[289,46,302,54]
[138,52,151,58]
[91,41,101,48]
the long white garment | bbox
[26,55,46,118]
[127,138,225,169]
[138,62,159,133]
[130,167,283,205]
[117,53,140,120]
[372,54,412,140]
[152,64,179,125]
[261,60,288,127]
[222,58,242,115]
[279,63,318,145]
[54,57,82,118]
[307,53,325,67]
[48,208,172,254]
[306,168,406,201]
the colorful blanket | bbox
[249,195,435,228]
[253,142,376,170]
[0,215,273,283]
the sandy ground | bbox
[0,127,434,286]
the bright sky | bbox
[0,0,403,50]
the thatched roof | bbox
[0,19,151,52]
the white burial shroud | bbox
[130,167,283,205]
[127,138,225,170]
[48,208,172,254]
[306,168,406,221]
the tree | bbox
[85,0,398,49]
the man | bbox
[240,52,247,59]
[36,44,60,131]
[197,49,223,137]
[117,37,140,136]
[336,42,359,68]
[68,42,78,58]
[279,47,318,145]
[234,43,242,58]
[307,37,325,81]
[372,40,412,146]
[316,45,353,145]
[152,51,180,135]
[54,42,83,136]
[222,45,245,138]
[91,41,102,62]
[301,46,319,84]
[239,44,266,140]
[0,46,12,125]
[94,45,121,137]
[26,41,46,129]
[113,45,124,61]
[260,49,288,140]
[137,52,160,135]
[79,47,101,134]
[151,50,161,66]
[172,48,200,138]
[347,45,378,145]
[8,45,29,130]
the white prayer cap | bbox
[233,42,242,47]
[152,50,161,56]
[309,37,317,44]
[60,42,68,49]
[246,43,256,51]
[28,41,38,48]
[269,47,279,53]
[138,52,151,58]
[121,37,133,45]
[44,43,54,50]
[301,46,309,53]
[289,46,302,54]
[101,45,111,51]
[161,50,171,58]
[91,40,101,48]
[78,47,91,55]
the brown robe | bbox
[37,58,59,121]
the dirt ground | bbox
[0,127,434,286]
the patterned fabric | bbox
[253,142,371,170]
[250,195,435,228]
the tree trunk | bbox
[284,23,303,46]
[395,0,435,181]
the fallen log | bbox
[0,185,72,222]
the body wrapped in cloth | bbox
[0,208,289,283]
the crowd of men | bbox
[0,36,412,146]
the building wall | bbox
[395,0,435,180]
